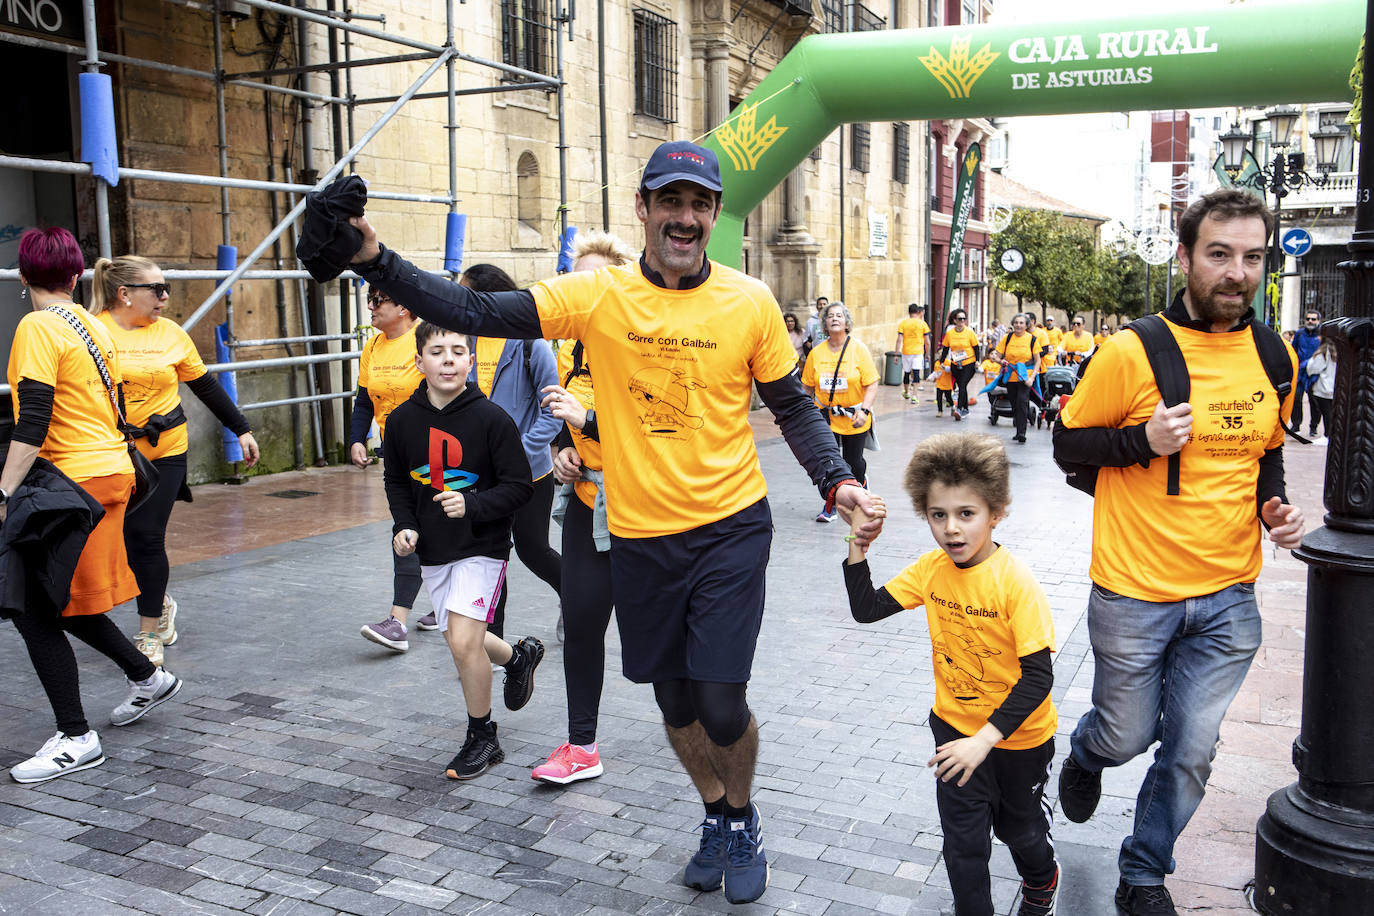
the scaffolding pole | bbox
[81,0,110,259]
[181,46,458,332]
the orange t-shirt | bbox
[996,332,1037,383]
[530,261,798,538]
[358,324,422,439]
[556,338,601,510]
[474,336,505,396]
[9,304,131,481]
[1060,320,1295,601]
[801,338,878,435]
[97,313,208,460]
[897,317,930,355]
[941,327,980,367]
[883,547,1057,749]
[1063,329,1094,359]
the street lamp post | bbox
[1219,112,1345,325]
[1250,2,1374,911]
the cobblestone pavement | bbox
[0,382,1327,915]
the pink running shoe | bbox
[531,743,604,784]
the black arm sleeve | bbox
[756,371,855,499]
[842,558,906,623]
[1052,415,1156,469]
[554,424,574,451]
[349,385,375,446]
[12,379,55,446]
[357,246,544,339]
[987,648,1054,739]
[186,374,252,436]
[1256,446,1287,524]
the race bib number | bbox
[820,376,849,393]
[950,349,969,363]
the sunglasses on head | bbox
[127,282,171,297]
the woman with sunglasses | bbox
[1062,317,1095,366]
[938,308,981,419]
[352,287,428,651]
[4,230,183,784]
[93,257,259,664]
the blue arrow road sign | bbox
[1281,228,1313,258]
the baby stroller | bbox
[1035,365,1078,428]
[987,381,1014,425]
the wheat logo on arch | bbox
[920,34,999,99]
[715,102,788,172]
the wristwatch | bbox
[0,487,9,506]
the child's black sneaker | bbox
[445,724,504,780]
[503,636,544,711]
[1018,864,1059,915]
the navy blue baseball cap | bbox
[640,140,723,193]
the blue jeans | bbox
[1068,582,1261,885]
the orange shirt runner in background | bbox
[97,313,208,461]
[941,326,980,367]
[801,339,879,435]
[358,324,423,439]
[556,338,602,510]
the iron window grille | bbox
[501,0,557,77]
[851,123,870,173]
[893,122,909,183]
[822,0,885,32]
[634,9,679,122]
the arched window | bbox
[516,152,542,248]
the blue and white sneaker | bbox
[723,803,770,904]
[683,813,726,891]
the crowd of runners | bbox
[2,142,1311,916]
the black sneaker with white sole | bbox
[445,725,504,779]
[503,636,544,711]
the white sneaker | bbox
[10,731,104,783]
[110,668,182,726]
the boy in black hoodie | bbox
[384,322,544,780]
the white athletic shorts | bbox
[420,556,507,631]
[902,354,924,373]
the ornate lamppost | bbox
[1219,110,1346,325]
[1250,7,1374,912]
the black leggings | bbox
[653,678,752,747]
[1005,380,1033,437]
[1312,395,1332,437]
[491,472,562,637]
[11,612,156,736]
[952,363,977,411]
[937,388,954,411]
[835,430,867,489]
[123,452,187,618]
[560,496,615,745]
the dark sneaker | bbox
[110,668,182,726]
[683,814,726,891]
[1058,754,1101,823]
[1115,880,1178,915]
[445,725,504,780]
[503,637,544,711]
[415,611,439,631]
[10,731,104,783]
[1019,864,1060,915]
[723,803,769,904]
[360,616,408,651]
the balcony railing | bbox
[1283,171,1359,211]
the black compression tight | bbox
[654,678,752,747]
[490,472,562,637]
[11,612,156,736]
[560,497,615,745]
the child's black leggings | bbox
[931,713,1056,916]
[11,612,156,736]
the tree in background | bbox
[988,209,1059,311]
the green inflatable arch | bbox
[702,0,1364,266]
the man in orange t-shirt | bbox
[1052,190,1305,915]
[332,141,883,906]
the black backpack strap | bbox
[1122,314,1188,496]
[1251,322,1310,444]
[562,340,588,387]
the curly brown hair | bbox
[903,432,1011,516]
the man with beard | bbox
[1050,190,1305,916]
[330,140,882,906]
